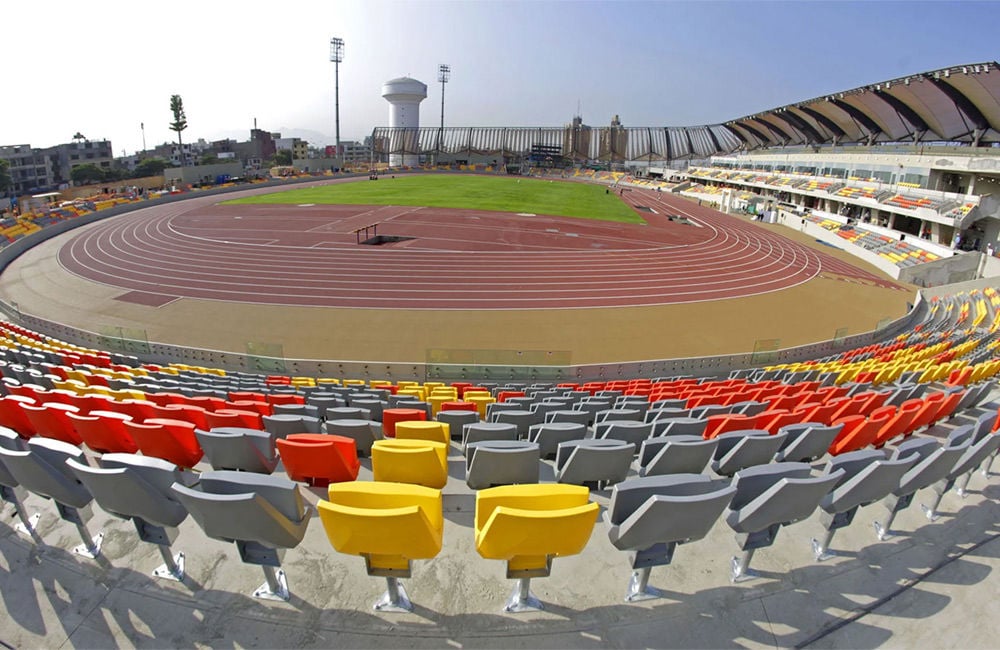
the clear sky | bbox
[4,0,999,156]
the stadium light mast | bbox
[437,64,450,158]
[330,37,344,155]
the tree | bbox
[169,94,188,166]
[0,159,11,196]
[70,163,106,185]
[132,157,169,178]
[199,152,219,166]
[273,149,293,166]
[72,132,86,142]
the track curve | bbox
[57,178,902,310]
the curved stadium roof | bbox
[726,61,1000,149]
[373,62,1000,161]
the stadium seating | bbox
[171,471,311,601]
[318,481,444,612]
[474,484,598,612]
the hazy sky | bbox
[5,0,999,155]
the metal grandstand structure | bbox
[371,62,1000,163]
[370,124,742,163]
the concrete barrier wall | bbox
[899,250,983,287]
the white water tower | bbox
[382,76,427,167]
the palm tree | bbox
[169,95,188,167]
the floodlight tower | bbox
[438,64,450,132]
[437,64,450,161]
[329,37,344,155]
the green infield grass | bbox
[223,174,643,223]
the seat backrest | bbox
[596,421,653,446]
[606,474,725,525]
[0,427,27,487]
[607,475,736,551]
[897,439,971,495]
[822,452,920,513]
[326,481,443,533]
[0,437,91,507]
[262,414,322,437]
[775,423,842,462]
[555,439,635,485]
[184,470,307,528]
[371,439,448,488]
[949,432,1000,478]
[642,436,718,476]
[465,421,519,445]
[395,420,450,445]
[67,454,192,527]
[474,483,596,560]
[196,428,276,473]
[276,433,359,483]
[714,431,788,476]
[436,410,479,435]
[728,462,813,510]
[466,440,540,490]
[728,468,844,533]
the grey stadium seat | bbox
[604,474,735,601]
[67,453,198,580]
[553,438,635,489]
[322,419,381,457]
[811,449,919,561]
[774,422,842,463]
[711,429,788,477]
[726,462,844,582]
[196,427,279,473]
[171,470,312,601]
[637,435,719,477]
[0,436,105,558]
[262,413,322,438]
[527,422,588,459]
[465,440,540,490]
[873,435,971,540]
[596,420,653,448]
[463,422,519,453]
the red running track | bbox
[57,180,904,310]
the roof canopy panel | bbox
[726,61,1000,147]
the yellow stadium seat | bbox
[474,483,598,612]
[318,481,443,611]
[371,439,448,489]
[393,420,450,445]
[465,394,496,418]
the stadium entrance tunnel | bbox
[360,235,417,246]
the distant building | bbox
[0,144,53,196]
[327,140,372,164]
[39,139,114,186]
[275,137,309,160]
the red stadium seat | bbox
[276,433,360,487]
[0,395,38,438]
[19,402,82,446]
[266,393,305,407]
[871,399,923,448]
[66,410,138,454]
[703,413,758,440]
[124,418,203,468]
[204,408,263,430]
